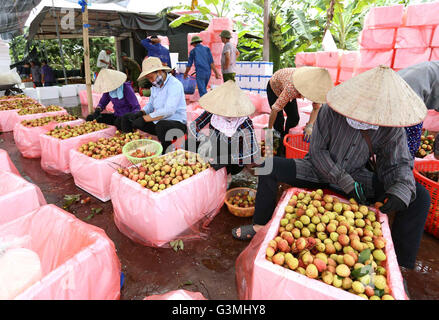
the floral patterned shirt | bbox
[269,68,301,112]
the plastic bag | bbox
[363,4,404,29]
[144,289,207,300]
[322,30,338,52]
[423,110,439,132]
[0,170,46,225]
[175,73,196,95]
[0,109,19,132]
[9,109,68,134]
[0,149,20,176]
[0,69,21,85]
[359,28,396,50]
[0,204,121,300]
[393,48,431,69]
[395,26,434,49]
[13,119,84,159]
[110,165,227,248]
[404,2,439,27]
[235,187,408,300]
[39,125,117,175]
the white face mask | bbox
[346,118,379,131]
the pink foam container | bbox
[393,47,432,69]
[0,170,46,226]
[0,109,20,132]
[0,204,121,300]
[326,67,339,84]
[359,28,396,49]
[158,36,169,46]
[235,187,408,300]
[13,119,84,159]
[69,151,131,202]
[340,51,359,69]
[0,149,20,176]
[211,42,224,56]
[363,4,404,29]
[144,289,207,300]
[199,30,212,45]
[430,48,439,61]
[339,69,354,82]
[395,26,434,49]
[315,51,340,68]
[357,49,394,68]
[432,26,439,47]
[404,2,439,27]
[295,52,317,67]
[208,17,233,32]
[423,109,439,132]
[39,125,117,175]
[110,164,227,248]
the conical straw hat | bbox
[326,65,427,127]
[94,69,127,93]
[292,66,334,103]
[138,57,172,81]
[199,80,255,117]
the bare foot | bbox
[235,224,263,238]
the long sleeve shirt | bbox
[97,82,140,117]
[294,105,416,207]
[140,38,172,68]
[269,68,301,112]
[187,44,214,76]
[41,65,55,82]
[142,74,186,124]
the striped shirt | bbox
[189,111,260,165]
[295,105,416,207]
[269,68,301,112]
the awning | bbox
[0,0,42,39]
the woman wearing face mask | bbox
[123,57,187,153]
[86,69,141,131]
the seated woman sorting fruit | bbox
[266,66,334,155]
[233,66,431,270]
[86,69,141,131]
[122,57,187,153]
[188,80,261,176]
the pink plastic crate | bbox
[363,4,404,29]
[199,30,212,45]
[208,17,233,32]
[431,48,439,61]
[431,26,439,47]
[295,52,317,67]
[405,2,439,27]
[395,26,434,49]
[211,42,224,56]
[393,47,432,69]
[358,49,394,68]
[359,28,396,49]
[315,51,340,68]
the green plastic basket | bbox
[122,139,163,164]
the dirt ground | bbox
[1,102,439,300]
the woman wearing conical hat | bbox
[266,66,334,155]
[86,68,141,131]
[233,66,430,271]
[188,80,261,176]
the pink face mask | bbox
[210,115,248,137]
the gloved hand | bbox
[303,123,313,142]
[348,181,368,205]
[379,194,407,214]
[197,135,212,161]
[85,107,101,121]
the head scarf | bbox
[346,118,379,131]
[109,84,124,100]
[210,115,247,137]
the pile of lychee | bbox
[77,131,145,159]
[266,189,395,300]
[117,150,210,192]
[260,140,277,158]
[130,148,156,158]
[0,94,27,100]
[21,114,78,127]
[46,120,108,140]
[416,133,435,158]
[228,191,255,208]
[0,99,42,111]
[18,105,63,115]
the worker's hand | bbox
[379,194,407,214]
[215,73,221,79]
[198,138,212,161]
[183,73,188,79]
[348,181,368,205]
[86,107,101,121]
[303,123,313,142]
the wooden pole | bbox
[263,0,270,61]
[82,3,94,115]
[52,1,68,85]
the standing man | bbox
[41,60,56,87]
[121,52,141,92]
[184,35,221,97]
[141,35,172,68]
[97,48,113,73]
[30,61,42,87]
[220,30,239,82]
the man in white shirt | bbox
[97,48,113,73]
[220,30,239,82]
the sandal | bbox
[232,224,257,241]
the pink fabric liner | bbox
[0,149,20,176]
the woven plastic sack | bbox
[235,187,408,300]
[339,50,358,81]
[110,165,227,248]
[69,151,131,202]
[393,48,432,69]
[40,125,117,175]
[423,110,439,132]
[0,170,46,226]
[175,74,196,94]
[357,49,394,69]
[0,204,121,300]
[295,52,317,67]
[315,51,340,68]
[395,27,434,49]
[0,149,20,176]
[199,30,213,45]
[363,4,404,29]
[144,289,207,300]
[13,119,84,159]
[359,28,396,50]
[208,17,233,32]
[404,2,439,27]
